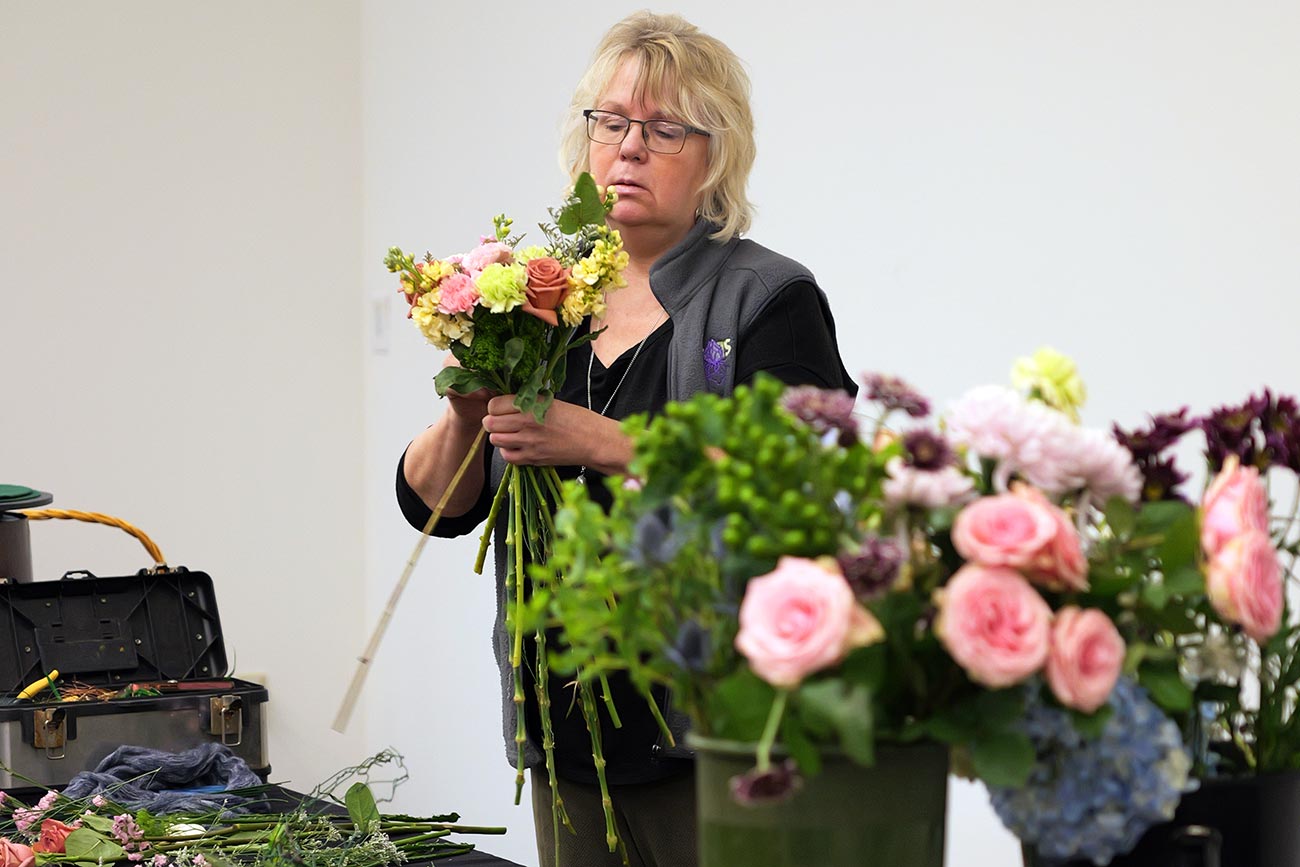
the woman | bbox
[397,12,857,867]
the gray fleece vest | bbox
[490,219,839,767]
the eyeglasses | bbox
[583,109,710,155]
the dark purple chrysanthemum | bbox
[729,758,803,806]
[838,536,904,601]
[862,372,930,418]
[782,385,859,446]
[901,429,957,470]
[1201,394,1268,472]
[703,339,729,388]
[1113,408,1198,502]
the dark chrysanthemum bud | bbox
[901,429,957,470]
[862,372,930,418]
[781,385,859,446]
[838,536,904,601]
[729,758,803,806]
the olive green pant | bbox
[530,768,698,867]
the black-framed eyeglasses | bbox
[583,109,710,155]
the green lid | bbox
[0,485,37,502]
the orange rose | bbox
[0,838,35,867]
[34,819,79,854]
[522,257,570,326]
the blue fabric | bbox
[60,743,266,815]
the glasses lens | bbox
[644,121,687,154]
[587,111,629,145]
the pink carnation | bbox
[460,241,514,274]
[436,272,479,315]
[735,557,883,688]
[1201,455,1270,560]
[935,564,1052,688]
[1207,529,1283,643]
[1045,607,1125,713]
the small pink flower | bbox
[952,491,1057,570]
[193,855,208,867]
[935,565,1052,688]
[152,856,169,867]
[36,792,58,811]
[735,557,883,688]
[1207,529,1283,642]
[1201,455,1270,560]
[92,795,108,808]
[882,458,975,509]
[1046,607,1125,713]
[460,241,514,274]
[12,809,39,833]
[436,272,480,315]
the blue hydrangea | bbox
[987,678,1195,865]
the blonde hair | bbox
[560,11,756,242]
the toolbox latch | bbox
[209,695,243,746]
[32,708,67,760]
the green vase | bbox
[691,735,949,867]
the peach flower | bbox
[935,564,1052,688]
[1045,607,1125,713]
[0,839,34,867]
[34,819,80,854]
[521,257,571,327]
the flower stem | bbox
[476,466,514,575]
[756,688,790,773]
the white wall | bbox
[1,1,366,789]
[4,2,1298,866]
[362,3,1300,866]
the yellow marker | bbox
[17,669,60,700]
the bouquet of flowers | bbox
[534,347,1299,864]
[337,175,627,800]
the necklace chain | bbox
[578,311,668,483]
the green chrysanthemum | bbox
[475,262,527,313]
[1012,346,1087,421]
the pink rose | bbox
[935,564,1052,687]
[1013,485,1088,591]
[0,839,35,867]
[1201,455,1270,559]
[436,271,479,315]
[460,241,514,274]
[34,818,79,854]
[951,491,1056,571]
[735,556,883,688]
[521,257,571,327]
[1045,607,1125,713]
[1207,529,1283,642]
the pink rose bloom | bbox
[1012,485,1088,591]
[0,839,35,867]
[1201,455,1270,559]
[436,272,479,315]
[935,565,1052,687]
[1207,529,1283,642]
[1046,606,1125,713]
[460,241,514,274]
[951,491,1057,570]
[735,556,883,688]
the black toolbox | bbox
[0,567,269,787]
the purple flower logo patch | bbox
[704,338,733,388]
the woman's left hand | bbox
[482,395,632,473]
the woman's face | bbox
[588,59,709,246]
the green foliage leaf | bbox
[433,365,494,398]
[1157,507,1200,572]
[711,670,776,741]
[77,813,115,834]
[1163,565,1204,597]
[1139,661,1193,712]
[797,680,874,766]
[556,173,606,234]
[503,337,525,372]
[345,781,381,829]
[780,713,822,776]
[1070,704,1114,739]
[63,829,126,863]
[971,730,1035,787]
[1104,496,1137,538]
